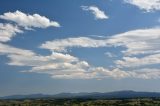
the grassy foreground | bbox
[1,98,160,106]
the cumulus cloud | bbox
[3,45,129,79]
[1,40,160,79]
[0,10,60,43]
[107,28,160,56]
[0,23,23,42]
[0,43,95,79]
[0,9,160,79]
[115,53,160,68]
[0,10,60,29]
[81,6,109,20]
[0,43,137,79]
[124,0,160,12]
[7,52,79,67]
[5,51,130,79]
[40,27,160,79]
[106,28,160,71]
[128,68,160,79]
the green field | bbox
[1,98,160,106]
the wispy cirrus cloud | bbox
[81,6,109,20]
[124,0,160,12]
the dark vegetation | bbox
[1,98,160,106]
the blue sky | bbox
[0,0,160,96]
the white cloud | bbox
[0,43,130,79]
[40,27,160,79]
[116,53,160,68]
[0,44,92,79]
[0,8,159,80]
[81,6,109,20]
[40,37,109,52]
[0,10,60,29]
[0,23,23,42]
[7,52,79,67]
[1,42,160,79]
[107,28,160,56]
[124,0,160,12]
[106,28,160,69]
[0,43,34,56]
[0,10,60,43]
[41,28,160,56]
[129,68,160,79]
[0,10,122,80]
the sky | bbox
[0,0,160,96]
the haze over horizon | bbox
[0,0,160,97]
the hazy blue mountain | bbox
[1,91,160,99]
[0,94,50,99]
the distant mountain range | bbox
[1,90,160,99]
